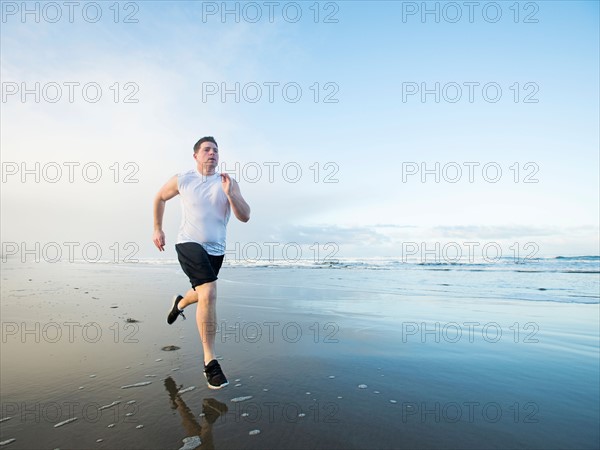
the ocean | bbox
[0,256,598,449]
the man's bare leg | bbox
[194,281,217,365]
[169,281,227,387]
[173,283,218,364]
[178,288,198,308]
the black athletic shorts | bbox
[175,242,225,289]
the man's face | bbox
[194,142,219,170]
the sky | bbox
[1,0,599,263]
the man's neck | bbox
[197,165,216,176]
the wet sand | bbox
[1,260,599,449]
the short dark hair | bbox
[193,136,218,153]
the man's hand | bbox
[220,173,238,196]
[153,229,166,251]
[221,173,250,222]
[153,175,179,252]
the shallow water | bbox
[1,260,598,449]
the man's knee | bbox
[195,281,217,302]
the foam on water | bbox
[114,255,599,272]
[54,417,77,428]
[230,396,253,402]
[178,386,196,394]
[98,401,121,411]
[121,381,152,389]
[179,436,201,450]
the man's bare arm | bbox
[221,173,250,222]
[153,175,179,251]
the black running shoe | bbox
[204,360,229,389]
[167,295,185,325]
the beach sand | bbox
[1,259,599,449]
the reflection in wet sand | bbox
[164,376,228,450]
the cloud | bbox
[269,224,392,246]
[247,223,600,258]
[431,225,561,240]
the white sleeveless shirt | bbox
[176,169,231,255]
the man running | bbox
[152,136,250,389]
